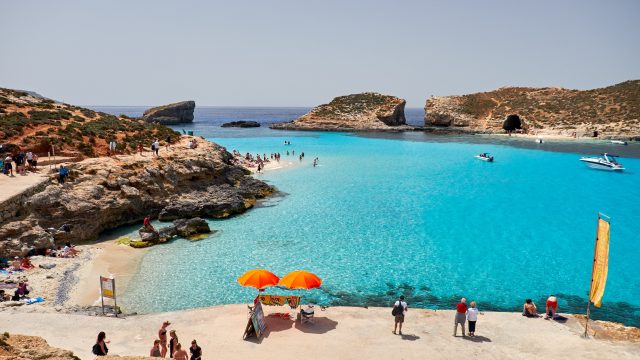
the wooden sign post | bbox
[99,276,117,317]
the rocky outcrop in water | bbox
[271,93,408,131]
[0,137,274,257]
[424,80,640,138]
[143,100,195,124]
[221,120,260,128]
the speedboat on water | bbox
[610,140,628,145]
[535,137,544,144]
[579,153,625,171]
[475,153,494,162]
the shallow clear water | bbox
[94,107,640,326]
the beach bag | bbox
[392,301,403,316]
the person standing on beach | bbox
[166,135,172,151]
[189,340,202,360]
[466,301,480,337]
[169,330,179,358]
[454,298,467,337]
[158,321,170,357]
[392,295,408,335]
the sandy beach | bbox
[1,305,639,359]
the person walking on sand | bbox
[173,343,188,360]
[169,330,179,358]
[392,295,408,335]
[159,321,170,357]
[466,301,480,337]
[189,340,202,360]
[152,139,160,157]
[92,331,109,356]
[150,339,162,357]
[454,298,468,337]
[545,294,558,319]
[166,135,172,151]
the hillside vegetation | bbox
[0,88,178,157]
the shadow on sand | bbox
[400,333,421,341]
[463,335,492,343]
[294,317,338,334]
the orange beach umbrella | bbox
[237,269,280,290]
[278,270,322,290]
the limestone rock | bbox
[173,217,211,237]
[424,80,640,138]
[143,100,195,124]
[0,138,275,257]
[271,93,408,131]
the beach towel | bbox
[24,297,45,305]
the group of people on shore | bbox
[2,151,38,176]
[392,294,563,337]
[92,322,202,359]
[230,140,321,173]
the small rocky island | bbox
[271,92,409,131]
[425,80,640,138]
[143,100,196,125]
[221,120,261,128]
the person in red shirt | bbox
[143,215,155,231]
[454,298,468,337]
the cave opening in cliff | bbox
[503,114,522,131]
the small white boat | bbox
[535,138,544,144]
[610,140,628,145]
[475,153,494,162]
[579,153,625,171]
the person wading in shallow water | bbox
[392,295,408,335]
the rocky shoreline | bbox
[0,137,274,258]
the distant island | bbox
[143,100,195,125]
[221,120,261,128]
[425,80,640,139]
[270,92,411,131]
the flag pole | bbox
[584,213,600,338]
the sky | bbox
[0,0,638,107]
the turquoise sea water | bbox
[93,107,640,326]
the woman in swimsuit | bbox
[545,295,558,319]
[159,321,170,357]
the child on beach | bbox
[190,340,202,360]
[92,331,109,356]
[150,339,161,357]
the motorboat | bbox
[535,137,544,144]
[579,153,625,171]
[475,153,494,162]
[610,140,628,145]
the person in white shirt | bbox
[466,301,480,337]
[392,295,408,335]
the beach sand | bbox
[1,305,638,359]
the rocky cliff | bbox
[0,137,274,258]
[271,93,408,131]
[143,101,195,125]
[424,80,640,138]
[0,87,178,157]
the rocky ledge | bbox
[271,92,408,131]
[425,80,640,138]
[221,120,261,128]
[0,137,274,257]
[143,100,195,124]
